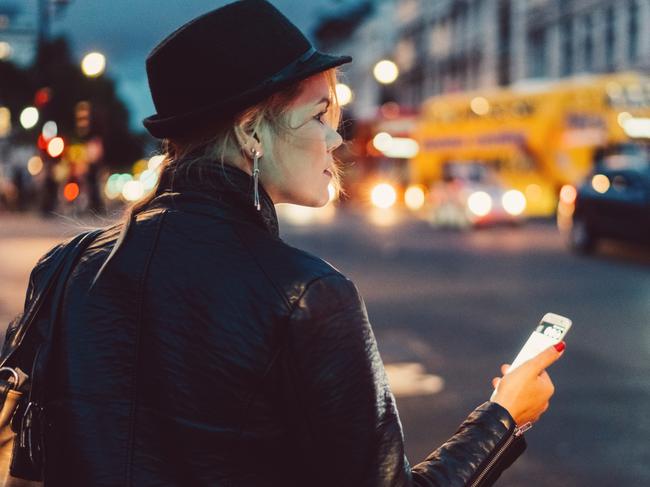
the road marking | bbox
[384,362,445,397]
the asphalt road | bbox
[1,209,649,486]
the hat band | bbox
[265,46,317,85]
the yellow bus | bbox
[411,72,650,216]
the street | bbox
[1,210,649,486]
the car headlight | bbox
[371,183,397,209]
[502,190,527,216]
[467,191,492,216]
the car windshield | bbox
[442,161,499,184]
[595,143,650,171]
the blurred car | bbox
[429,162,527,228]
[559,165,650,253]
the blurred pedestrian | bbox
[6,1,563,485]
[39,159,58,217]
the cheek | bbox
[280,127,328,170]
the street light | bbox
[373,60,399,84]
[81,52,106,77]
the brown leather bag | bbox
[0,367,41,487]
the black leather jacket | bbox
[7,162,525,486]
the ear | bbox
[234,122,263,158]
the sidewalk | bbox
[0,212,121,327]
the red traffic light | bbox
[34,87,52,107]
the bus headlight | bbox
[502,190,527,216]
[467,191,492,216]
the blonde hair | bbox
[91,69,343,287]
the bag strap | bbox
[29,228,104,389]
[0,229,103,370]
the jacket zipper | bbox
[469,422,531,487]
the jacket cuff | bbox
[469,402,527,486]
[480,401,518,431]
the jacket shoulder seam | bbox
[285,272,348,320]
[230,224,341,313]
[123,209,168,486]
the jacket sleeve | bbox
[1,241,66,356]
[282,273,525,487]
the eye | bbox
[314,111,327,124]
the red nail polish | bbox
[554,341,566,352]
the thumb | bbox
[529,342,565,373]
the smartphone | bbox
[506,312,572,374]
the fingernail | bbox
[554,341,566,353]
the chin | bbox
[292,191,329,208]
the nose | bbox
[326,126,343,153]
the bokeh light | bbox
[122,180,144,201]
[467,191,492,217]
[371,183,397,209]
[20,107,39,129]
[47,137,65,158]
[327,182,337,203]
[81,52,106,77]
[27,156,44,176]
[559,185,577,205]
[335,83,353,106]
[0,107,10,137]
[502,190,527,216]
[404,185,426,210]
[525,184,542,202]
[42,121,58,139]
[139,169,159,192]
[591,174,610,194]
[63,182,80,202]
[373,60,399,84]
[470,96,490,116]
[372,132,393,152]
[0,41,11,60]
[148,155,165,171]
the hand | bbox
[490,343,565,426]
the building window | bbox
[528,27,546,78]
[605,6,615,71]
[629,1,639,62]
[561,19,573,76]
[584,15,593,71]
[498,0,511,86]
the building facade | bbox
[0,0,39,68]
[316,0,650,117]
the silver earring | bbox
[252,149,261,211]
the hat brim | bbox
[143,51,352,139]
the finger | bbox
[500,364,510,375]
[528,342,565,374]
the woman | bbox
[14,1,563,485]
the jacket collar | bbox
[149,158,279,238]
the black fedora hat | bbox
[143,0,352,139]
